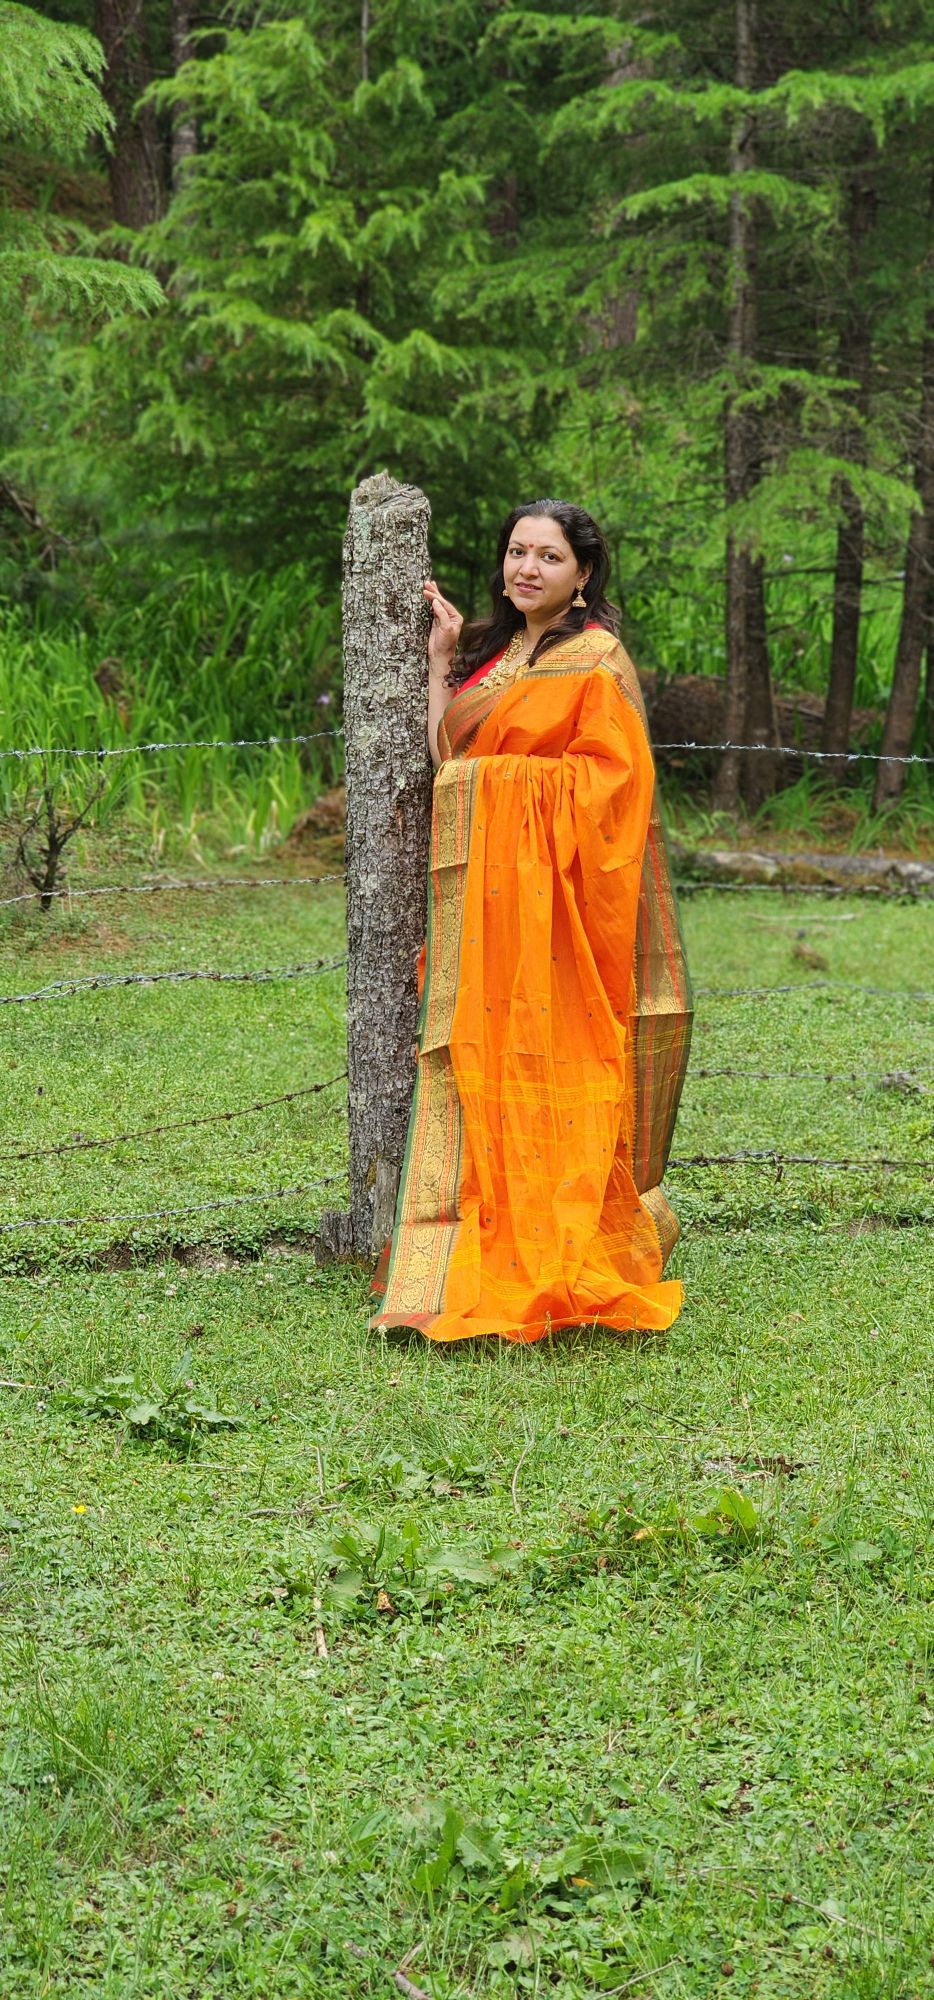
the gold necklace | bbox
[500,629,531,673]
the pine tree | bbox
[0,2,162,343]
[515,0,934,798]
[57,3,527,575]
[0,2,162,578]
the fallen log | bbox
[638,669,878,783]
[674,846,934,896]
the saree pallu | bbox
[372,627,693,1344]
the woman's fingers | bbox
[424,579,462,623]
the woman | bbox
[372,499,692,1345]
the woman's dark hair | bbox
[450,498,619,685]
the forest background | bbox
[4,0,934,851]
[8,17,934,1999]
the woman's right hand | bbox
[424,578,463,679]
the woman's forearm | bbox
[427,669,454,770]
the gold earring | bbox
[502,587,509,597]
[572,584,587,608]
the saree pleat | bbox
[372,629,693,1343]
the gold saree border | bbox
[378,759,478,1321]
[603,641,693,1223]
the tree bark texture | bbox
[823,162,876,763]
[715,0,778,813]
[741,555,779,813]
[319,473,433,1263]
[170,0,197,190]
[94,0,165,228]
[360,0,370,82]
[874,299,934,807]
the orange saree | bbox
[372,627,692,1344]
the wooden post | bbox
[317,472,433,1261]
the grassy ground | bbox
[2,870,933,1998]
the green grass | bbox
[4,559,932,865]
[0,567,343,846]
[661,769,934,864]
[2,878,934,1997]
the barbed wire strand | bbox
[0,728,931,767]
[0,1074,348,1165]
[670,1149,934,1174]
[2,963,930,1010]
[689,1065,932,1087]
[0,955,347,1007]
[653,739,934,765]
[4,1063,929,1178]
[0,728,344,763]
[0,872,345,911]
[676,878,934,898]
[8,1065,929,1174]
[0,873,929,914]
[1,872,929,914]
[697,980,934,1000]
[2,1063,926,1178]
[3,1153,930,1237]
[0,1174,347,1236]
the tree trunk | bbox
[874,302,934,808]
[824,485,866,758]
[823,162,876,763]
[170,0,197,190]
[317,473,433,1263]
[924,623,934,755]
[719,535,751,815]
[360,0,370,82]
[94,0,164,227]
[742,555,779,811]
[715,0,778,813]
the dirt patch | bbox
[280,786,346,861]
[90,1241,139,1271]
[173,1243,241,1272]
[51,921,135,953]
[262,1231,320,1257]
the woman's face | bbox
[502,516,588,622]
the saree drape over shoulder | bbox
[372,627,693,1345]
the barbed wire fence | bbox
[2,474,932,1260]
[2,725,933,765]
[2,731,931,1254]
